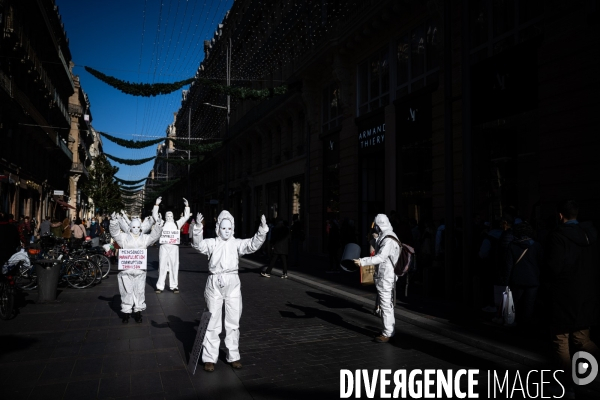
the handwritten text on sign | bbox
[160,229,181,245]
[187,311,212,375]
[118,249,148,270]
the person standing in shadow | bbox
[262,217,290,278]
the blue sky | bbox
[55,0,234,181]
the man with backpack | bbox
[353,214,401,343]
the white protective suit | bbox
[118,212,131,233]
[141,216,155,234]
[110,218,162,314]
[152,203,190,291]
[359,214,400,338]
[192,210,268,364]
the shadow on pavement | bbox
[0,335,39,358]
[151,315,198,363]
[280,302,378,338]
[98,295,122,317]
[305,291,371,315]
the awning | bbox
[56,199,76,209]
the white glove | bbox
[183,197,189,207]
[196,213,204,225]
[155,197,162,206]
[157,218,164,227]
[111,212,117,220]
[120,209,127,216]
[260,215,268,230]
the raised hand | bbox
[260,215,267,229]
[183,197,189,207]
[120,209,127,216]
[155,197,162,206]
[111,212,117,220]
[196,213,204,225]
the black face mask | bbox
[374,225,381,234]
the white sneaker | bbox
[260,272,270,278]
[281,274,288,279]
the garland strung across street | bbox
[105,153,156,166]
[85,67,195,97]
[118,184,145,191]
[85,66,287,99]
[114,177,147,185]
[99,131,165,149]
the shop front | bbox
[356,110,386,251]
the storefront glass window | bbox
[395,19,440,100]
[357,48,390,115]
[322,82,342,132]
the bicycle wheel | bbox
[65,259,95,289]
[0,281,15,320]
[14,263,38,291]
[90,254,111,278]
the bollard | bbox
[35,260,61,303]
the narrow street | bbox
[4,246,588,400]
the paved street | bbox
[0,246,596,399]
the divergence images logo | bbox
[572,351,598,386]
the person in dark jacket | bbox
[89,218,100,247]
[504,221,542,328]
[262,217,290,278]
[543,200,599,392]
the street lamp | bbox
[201,39,231,210]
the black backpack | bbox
[383,236,417,276]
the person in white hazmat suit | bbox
[152,197,190,294]
[192,210,268,372]
[354,214,400,343]
[110,213,163,323]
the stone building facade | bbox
[157,0,599,301]
[0,0,100,223]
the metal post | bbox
[188,102,192,200]
[444,0,455,299]
[461,0,474,304]
[224,39,231,210]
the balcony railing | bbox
[70,162,89,179]
[6,14,71,126]
[68,103,83,117]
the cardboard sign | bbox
[118,249,148,270]
[188,311,212,375]
[160,229,181,245]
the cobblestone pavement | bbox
[0,246,597,399]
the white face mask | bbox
[219,219,233,240]
[166,212,174,222]
[130,221,142,236]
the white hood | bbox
[216,210,235,239]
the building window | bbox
[469,0,543,63]
[322,82,342,131]
[357,47,389,115]
[396,19,441,99]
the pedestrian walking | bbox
[353,214,401,343]
[89,218,100,247]
[50,219,63,237]
[39,217,51,237]
[17,216,32,246]
[504,221,542,328]
[191,211,269,372]
[262,217,290,278]
[542,200,600,396]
